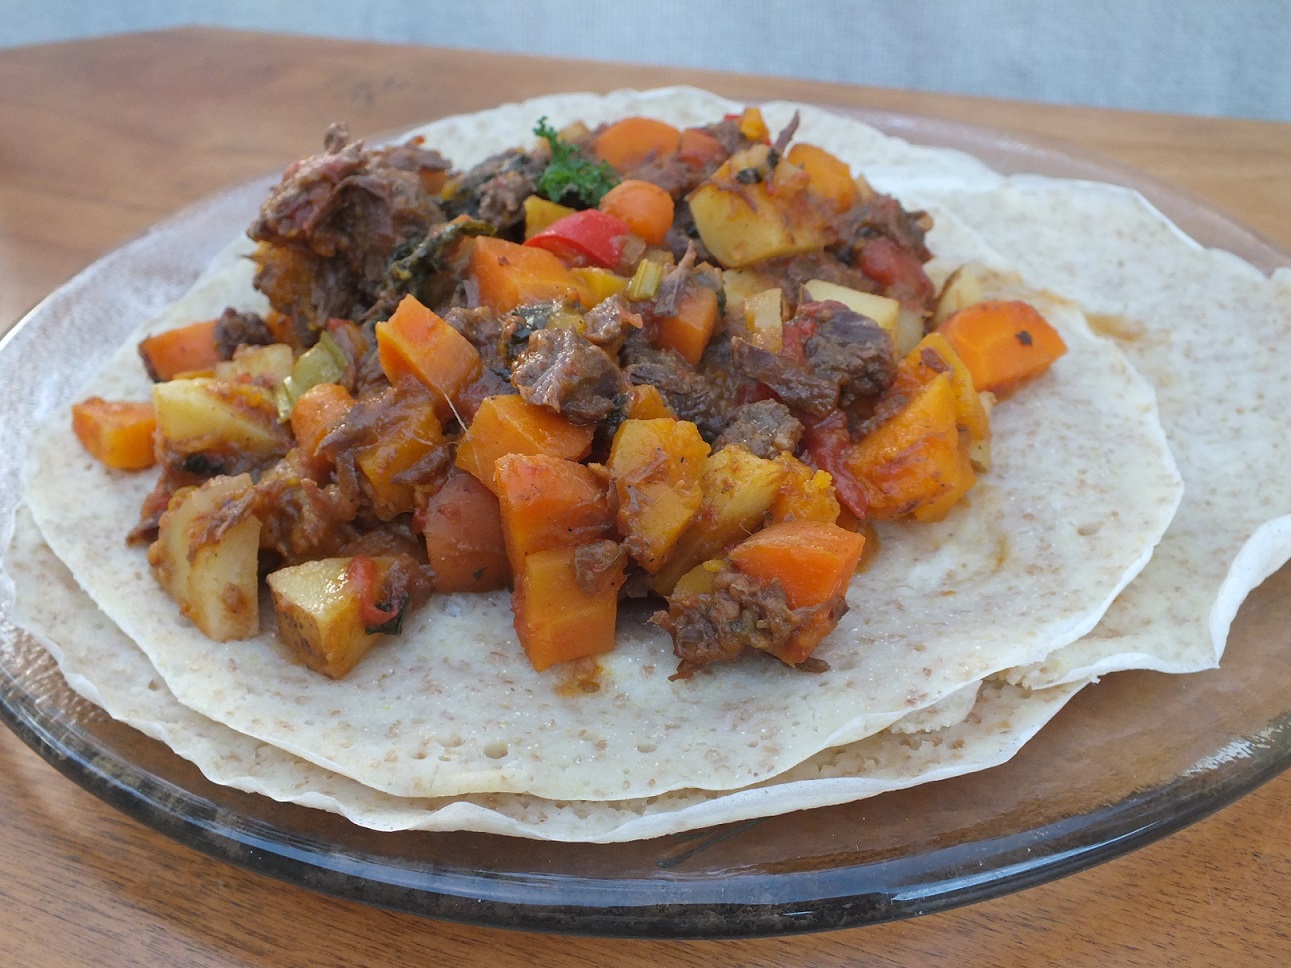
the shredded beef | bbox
[249,124,449,336]
[440,149,546,235]
[713,399,803,459]
[444,305,507,369]
[213,309,275,359]
[654,568,844,679]
[573,540,630,596]
[663,200,715,264]
[509,327,628,424]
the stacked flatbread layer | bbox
[7,88,1290,841]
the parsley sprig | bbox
[533,117,619,209]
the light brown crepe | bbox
[6,505,1086,843]
[14,88,1265,841]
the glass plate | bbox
[1,107,1288,940]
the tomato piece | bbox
[346,555,405,633]
[803,411,869,520]
[857,236,934,309]
[524,209,632,269]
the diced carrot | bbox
[676,128,727,167]
[592,117,682,171]
[494,454,614,566]
[375,294,482,422]
[418,468,510,593]
[727,519,865,609]
[937,299,1068,396]
[655,282,718,366]
[137,319,221,381]
[786,143,859,212]
[454,394,596,493]
[599,179,675,246]
[844,373,975,521]
[290,382,355,461]
[470,236,592,313]
[512,545,624,671]
[71,397,157,470]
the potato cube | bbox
[152,377,290,462]
[150,473,261,641]
[267,557,394,678]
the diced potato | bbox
[803,279,900,333]
[742,287,786,353]
[267,556,394,678]
[671,557,725,598]
[213,343,294,386]
[902,332,991,445]
[933,264,987,325]
[608,418,710,572]
[720,268,773,317]
[152,377,291,462]
[623,384,676,421]
[149,474,261,641]
[523,195,576,239]
[688,145,832,268]
[650,445,789,595]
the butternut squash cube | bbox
[607,418,710,572]
[650,444,789,595]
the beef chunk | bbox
[800,300,897,405]
[582,294,642,350]
[510,327,628,424]
[444,305,508,369]
[836,192,932,262]
[729,337,839,419]
[621,331,729,439]
[713,399,803,459]
[212,308,275,359]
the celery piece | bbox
[626,259,666,301]
[276,332,347,420]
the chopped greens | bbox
[533,117,619,209]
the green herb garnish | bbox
[533,117,618,209]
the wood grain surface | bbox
[2,28,1290,967]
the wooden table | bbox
[3,28,1290,966]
